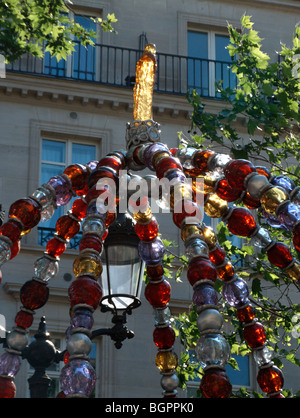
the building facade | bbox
[0,0,299,398]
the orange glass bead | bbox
[200,369,232,398]
[216,261,235,281]
[9,198,41,230]
[46,237,67,258]
[216,178,241,202]
[226,207,257,237]
[56,215,80,240]
[209,246,226,266]
[71,198,87,220]
[242,191,261,209]
[192,150,215,172]
[257,365,284,394]
[105,211,116,227]
[237,305,256,323]
[64,164,89,196]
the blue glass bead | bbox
[192,284,218,307]
[47,175,73,206]
[195,333,231,369]
[71,308,94,330]
[261,210,287,230]
[138,237,165,265]
[222,277,249,308]
[277,202,300,231]
[271,175,295,194]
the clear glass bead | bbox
[82,216,106,237]
[185,237,209,261]
[250,227,272,249]
[0,237,11,266]
[39,203,55,223]
[153,306,171,326]
[176,147,196,169]
[207,153,232,177]
[222,277,249,308]
[34,256,59,282]
[253,345,273,367]
[195,333,231,369]
[31,185,54,209]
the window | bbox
[187,30,236,97]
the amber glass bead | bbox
[242,191,261,209]
[293,223,300,253]
[209,246,226,266]
[15,309,34,329]
[261,186,288,216]
[73,251,103,279]
[10,239,20,260]
[170,184,194,209]
[146,264,164,281]
[20,279,49,310]
[200,369,232,398]
[256,166,271,178]
[144,279,171,308]
[257,365,284,394]
[156,156,183,179]
[202,226,217,250]
[226,207,257,237]
[153,325,175,349]
[64,351,70,364]
[237,305,256,323]
[88,167,119,189]
[216,178,241,202]
[132,207,152,224]
[0,220,22,242]
[56,215,81,240]
[285,262,300,281]
[105,211,116,227]
[71,198,87,220]
[225,159,256,190]
[216,261,235,281]
[64,164,89,196]
[173,199,200,228]
[0,376,16,398]
[155,350,178,373]
[204,194,228,218]
[267,243,293,269]
[243,322,266,348]
[135,217,159,242]
[46,237,67,258]
[192,150,214,172]
[180,224,203,242]
[187,257,217,286]
[79,234,102,254]
[184,167,203,177]
[97,156,123,174]
[68,276,102,310]
[9,198,41,230]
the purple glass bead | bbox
[193,284,218,307]
[86,160,98,172]
[262,210,287,230]
[138,237,165,265]
[71,308,94,330]
[222,277,249,308]
[47,175,73,206]
[143,143,170,170]
[164,169,186,184]
[271,175,295,194]
[277,202,300,231]
[0,352,21,377]
[60,359,96,397]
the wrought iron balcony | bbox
[38,227,82,250]
[6,41,236,98]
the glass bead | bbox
[155,156,183,179]
[68,276,102,310]
[170,183,194,209]
[153,325,175,349]
[200,369,232,398]
[71,199,87,221]
[9,198,41,229]
[209,245,226,266]
[67,333,92,356]
[242,192,261,209]
[97,156,124,174]
[0,220,22,242]
[56,215,81,240]
[34,255,59,282]
[270,175,295,194]
[207,153,232,177]
[0,376,16,398]
[253,346,273,367]
[192,150,214,172]
[222,277,249,308]
[6,329,28,351]
[261,209,284,229]
[216,178,241,202]
[71,308,94,330]
[88,167,119,189]
[0,352,21,377]
[237,305,256,323]
[144,279,171,308]
[0,237,11,266]
[46,237,67,258]
[285,262,300,281]
[10,239,20,260]
[135,217,159,242]
[267,242,293,269]
[172,199,202,227]
[86,200,108,220]
[196,309,223,332]
[192,283,219,307]
[20,279,49,310]
[138,237,165,265]
[246,174,270,200]
[147,264,164,281]
[180,224,203,242]
[143,142,170,170]
[105,212,116,227]
[82,216,106,237]
[79,234,102,254]
[225,159,256,190]
[204,193,228,218]
[155,350,178,373]
[31,185,54,208]
[261,186,289,216]
[256,166,271,178]
[257,365,284,394]
[243,322,266,348]
[64,164,89,196]
[202,226,217,250]
[293,224,300,252]
[73,251,103,279]
[277,202,300,231]
[153,306,171,326]
[15,309,34,329]
[195,333,231,369]
[185,237,209,261]
[40,203,55,223]
[176,147,196,169]
[164,169,186,184]
[216,261,235,281]
[60,358,96,397]
[187,257,217,286]
[250,227,272,249]
[47,176,73,206]
[226,207,257,237]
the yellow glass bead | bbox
[132,206,152,224]
[193,175,217,196]
[204,193,228,218]
[73,250,103,279]
[170,184,193,209]
[155,350,178,373]
[202,226,217,250]
[180,224,203,242]
[285,262,300,281]
[261,186,288,216]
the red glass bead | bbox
[242,192,261,209]
[169,148,178,156]
[56,391,67,398]
[71,199,87,220]
[155,156,183,179]
[85,185,116,208]
[144,279,171,308]
[20,280,49,310]
[63,351,70,364]
[15,309,34,329]
[88,167,119,189]
[9,198,41,230]
[56,215,81,240]
[209,246,226,266]
[79,234,102,253]
[293,223,300,252]
[68,276,102,310]
[97,156,123,174]
[243,322,266,348]
[0,220,22,242]
[0,376,16,398]
[184,167,203,177]
[237,305,256,323]
[200,369,232,398]
[225,159,256,190]
[267,243,293,269]
[46,237,67,258]
[102,229,108,241]
[216,178,241,202]
[216,261,235,281]
[105,212,116,227]
[226,207,257,237]
[256,166,271,178]
[257,365,284,394]
[187,257,217,286]
[192,150,214,172]
[10,239,20,260]
[146,264,164,281]
[64,164,89,196]
[153,325,175,349]
[135,218,159,242]
[172,199,201,228]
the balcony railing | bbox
[6,42,236,98]
[38,227,82,250]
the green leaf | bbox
[241,15,254,29]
